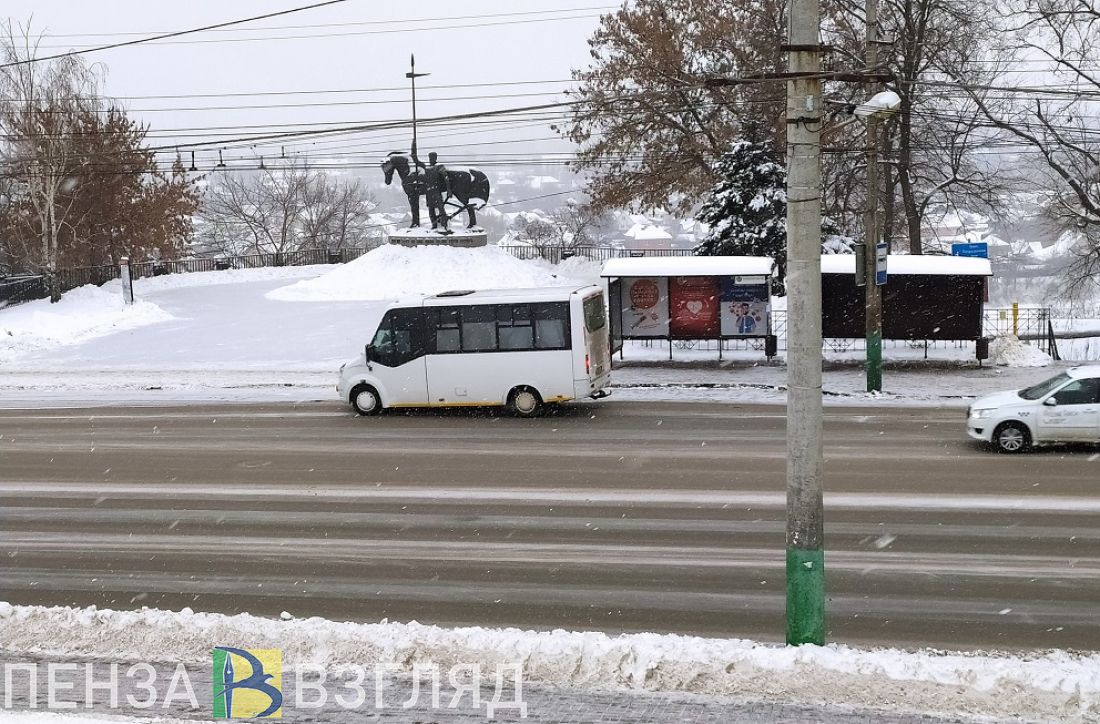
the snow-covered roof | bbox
[624,223,673,241]
[601,256,776,278]
[820,255,992,276]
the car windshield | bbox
[1018,372,1070,400]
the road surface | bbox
[1,400,1097,650]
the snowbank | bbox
[0,285,172,363]
[1,603,1097,722]
[990,335,1053,367]
[266,245,579,302]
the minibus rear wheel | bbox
[351,384,383,416]
[508,386,544,418]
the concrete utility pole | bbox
[784,0,826,645]
[863,0,885,392]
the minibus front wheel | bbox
[351,384,383,416]
[508,386,544,418]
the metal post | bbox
[864,0,884,392]
[784,0,826,646]
[406,55,429,164]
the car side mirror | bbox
[1043,397,1058,407]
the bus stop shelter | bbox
[820,254,993,356]
[601,256,777,359]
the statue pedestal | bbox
[387,227,488,248]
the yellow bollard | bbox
[1012,302,1019,337]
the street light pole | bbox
[784,0,826,646]
[864,0,884,393]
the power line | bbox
[25,13,604,51]
[0,0,350,68]
[36,7,616,39]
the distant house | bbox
[623,223,674,250]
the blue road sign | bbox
[951,242,989,258]
[875,242,888,286]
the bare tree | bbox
[960,0,1100,298]
[511,202,604,259]
[199,161,376,258]
[0,23,104,300]
[299,176,380,251]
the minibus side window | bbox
[532,302,570,350]
[461,305,497,352]
[434,307,461,352]
[497,304,534,350]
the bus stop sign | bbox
[875,242,888,286]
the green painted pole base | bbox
[866,330,883,393]
[786,548,825,646]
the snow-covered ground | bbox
[0,249,1088,408]
[0,602,1097,722]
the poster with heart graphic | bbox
[669,276,720,337]
[620,277,669,336]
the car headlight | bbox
[970,408,995,419]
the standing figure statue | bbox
[381,150,492,232]
[424,152,451,232]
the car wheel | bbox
[350,384,382,416]
[993,421,1031,454]
[508,387,544,418]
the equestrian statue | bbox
[381,150,491,233]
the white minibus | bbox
[337,285,611,417]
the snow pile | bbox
[266,245,578,302]
[1,603,1098,722]
[0,284,172,362]
[990,335,1053,367]
[529,254,603,283]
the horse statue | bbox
[381,152,491,230]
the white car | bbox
[967,365,1100,453]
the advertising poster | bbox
[620,276,669,337]
[720,276,769,336]
[668,276,720,337]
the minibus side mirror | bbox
[364,344,375,370]
[1043,397,1058,407]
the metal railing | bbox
[495,245,695,264]
[0,244,386,307]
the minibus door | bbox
[366,308,429,406]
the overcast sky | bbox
[1,1,611,173]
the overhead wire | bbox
[0,0,351,68]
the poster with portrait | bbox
[668,276,720,337]
[720,277,770,336]
[620,277,669,337]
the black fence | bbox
[0,245,385,307]
[0,276,48,308]
[496,245,695,264]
